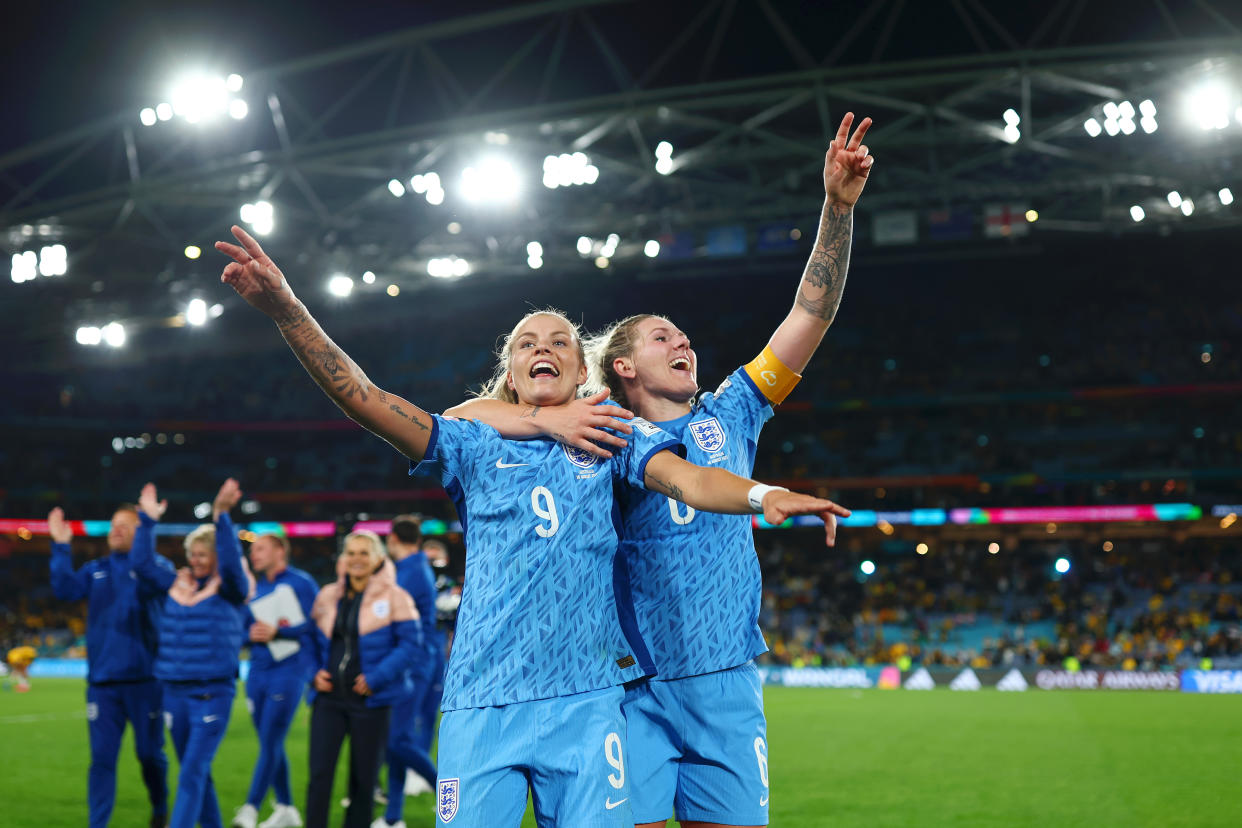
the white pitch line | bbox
[0,710,88,724]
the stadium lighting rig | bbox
[239,200,274,235]
[427,256,470,278]
[10,244,67,282]
[327,274,354,297]
[139,73,247,127]
[542,152,599,188]
[394,172,445,206]
[459,157,521,205]
[1083,99,1156,137]
[654,141,674,175]
[644,239,660,258]
[1001,108,1020,144]
[76,321,126,348]
[1183,81,1238,131]
[526,241,543,270]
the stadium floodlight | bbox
[1102,101,1119,120]
[1185,81,1232,130]
[459,157,521,205]
[484,130,509,145]
[425,185,445,206]
[101,322,126,348]
[388,179,405,197]
[526,241,543,258]
[1180,199,1194,216]
[184,245,201,259]
[155,102,173,121]
[1025,209,1038,223]
[186,298,208,326]
[1117,100,1135,119]
[1002,124,1020,143]
[601,233,620,258]
[226,73,244,92]
[427,257,469,279]
[11,251,37,283]
[594,256,609,269]
[1103,118,1120,136]
[915,543,929,555]
[76,326,102,345]
[527,256,543,270]
[228,99,248,120]
[1220,188,1234,206]
[1130,205,1145,222]
[655,141,673,159]
[644,239,660,258]
[170,73,231,123]
[1002,108,1020,126]
[1167,191,1182,208]
[386,284,400,297]
[1083,118,1102,137]
[1139,99,1157,118]
[988,542,1000,554]
[38,244,67,276]
[209,303,224,318]
[655,156,674,175]
[542,152,598,189]
[452,258,469,277]
[1141,116,1158,134]
[447,222,462,234]
[860,560,876,575]
[1054,557,1071,574]
[1119,118,1136,135]
[140,107,157,126]
[576,236,593,256]
[241,200,274,235]
[327,274,354,297]
[362,271,376,284]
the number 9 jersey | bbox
[413,412,682,712]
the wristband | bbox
[747,484,788,513]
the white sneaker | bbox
[231,804,258,828]
[258,804,303,828]
[370,820,406,828]
[405,770,432,796]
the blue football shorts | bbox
[435,684,633,827]
[623,660,769,825]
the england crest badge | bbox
[562,444,598,469]
[437,777,460,822]
[688,416,726,452]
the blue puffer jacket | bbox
[310,557,422,708]
[130,512,251,683]
[50,528,176,684]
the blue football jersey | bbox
[616,367,774,679]
[415,414,680,711]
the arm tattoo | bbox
[389,404,429,431]
[273,302,375,406]
[795,202,853,323]
[648,474,685,503]
[519,406,541,419]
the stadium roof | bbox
[3,0,1241,349]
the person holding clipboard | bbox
[232,534,319,828]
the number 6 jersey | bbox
[414,413,681,711]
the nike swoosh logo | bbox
[604,797,628,810]
[760,795,769,806]
[203,714,219,723]
[495,460,529,468]
[93,572,108,578]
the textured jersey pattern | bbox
[417,415,678,710]
[617,367,773,679]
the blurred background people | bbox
[306,532,420,828]
[49,500,172,828]
[131,480,252,828]
[233,533,319,828]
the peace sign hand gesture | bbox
[214,225,298,318]
[824,112,874,208]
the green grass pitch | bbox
[1,680,1237,826]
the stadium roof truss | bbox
[2,0,1241,296]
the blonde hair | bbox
[342,530,386,568]
[475,309,588,403]
[585,314,660,410]
[184,524,216,555]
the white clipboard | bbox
[249,583,305,662]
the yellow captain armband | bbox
[743,346,802,404]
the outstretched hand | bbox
[213,478,243,519]
[761,491,850,547]
[47,507,73,544]
[542,390,634,459]
[214,225,297,318]
[824,112,874,208]
[138,483,168,521]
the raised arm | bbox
[47,508,90,601]
[642,451,850,546]
[215,225,433,461]
[132,484,177,593]
[765,113,873,376]
[445,390,633,459]
[211,479,251,604]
